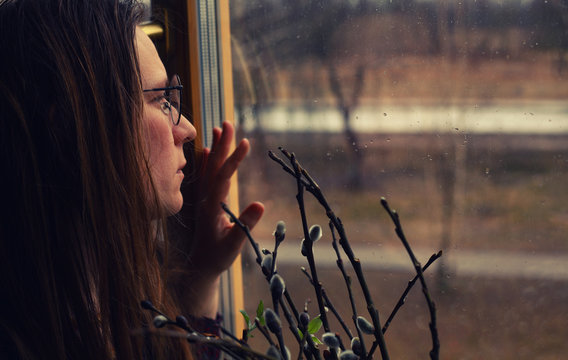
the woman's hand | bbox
[186,121,264,316]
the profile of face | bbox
[136,29,197,215]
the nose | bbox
[174,114,197,145]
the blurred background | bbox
[230,1,568,359]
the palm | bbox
[192,121,264,278]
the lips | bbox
[176,160,187,177]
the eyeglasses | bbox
[143,74,183,126]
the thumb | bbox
[227,201,264,244]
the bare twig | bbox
[382,251,442,334]
[329,223,366,353]
[272,148,390,360]
[255,318,277,347]
[221,149,440,360]
[289,152,330,333]
[367,251,442,358]
[222,201,302,327]
[380,198,440,360]
[278,296,318,360]
[132,328,277,360]
[300,267,353,341]
[221,202,263,264]
[222,202,318,358]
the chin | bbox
[164,195,184,216]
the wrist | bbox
[184,274,221,318]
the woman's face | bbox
[136,29,196,215]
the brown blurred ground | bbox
[239,132,568,252]
[241,264,568,360]
[237,130,568,359]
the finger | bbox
[200,147,211,173]
[209,126,222,154]
[217,138,250,180]
[208,121,234,170]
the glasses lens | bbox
[170,75,182,125]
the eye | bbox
[160,98,172,114]
[151,94,172,114]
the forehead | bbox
[135,27,167,88]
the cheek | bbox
[144,111,173,165]
[141,110,180,214]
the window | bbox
[232,1,568,358]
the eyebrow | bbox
[143,78,168,92]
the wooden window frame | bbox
[142,0,244,334]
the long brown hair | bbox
[0,0,191,358]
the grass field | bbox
[239,131,568,253]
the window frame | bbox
[143,0,244,334]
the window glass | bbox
[231,1,567,358]
[141,0,151,20]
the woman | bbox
[0,0,263,358]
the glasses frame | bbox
[143,74,183,125]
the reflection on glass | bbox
[231,1,568,359]
[141,0,151,20]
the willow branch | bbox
[380,198,440,360]
[329,223,365,352]
[221,202,262,264]
[382,251,442,334]
[133,328,277,360]
[272,149,390,360]
[289,152,330,333]
[300,267,353,340]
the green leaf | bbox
[256,300,264,318]
[256,300,266,326]
[307,315,322,334]
[311,335,323,345]
[240,310,251,328]
[297,328,322,345]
